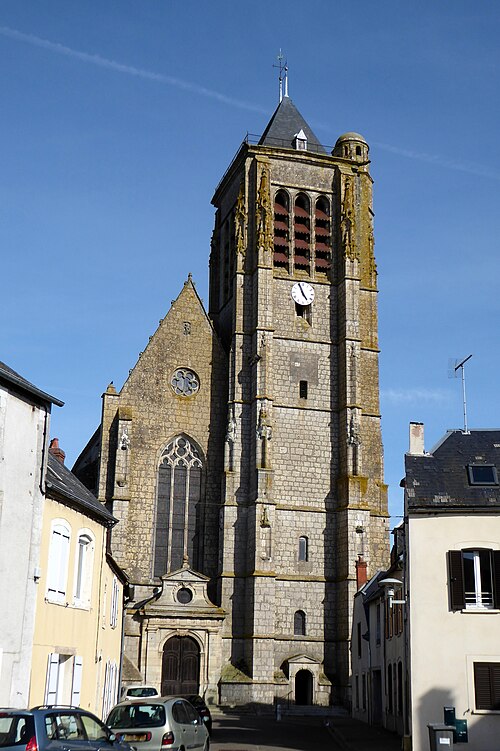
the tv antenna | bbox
[273,49,288,102]
[448,354,472,434]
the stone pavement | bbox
[210,710,402,751]
[326,715,401,750]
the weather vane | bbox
[273,49,288,103]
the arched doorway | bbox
[161,636,200,695]
[295,669,313,705]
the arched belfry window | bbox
[153,435,203,577]
[273,190,290,268]
[314,196,332,272]
[294,193,310,272]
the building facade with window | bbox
[404,423,500,751]
[0,362,63,709]
[351,547,406,736]
[29,449,126,718]
[74,91,390,707]
[351,424,500,750]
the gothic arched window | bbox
[294,609,306,636]
[153,435,203,577]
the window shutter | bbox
[474,662,500,710]
[447,550,465,610]
[71,656,83,706]
[492,551,500,609]
[45,653,60,704]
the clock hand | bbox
[299,283,308,301]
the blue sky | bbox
[1,1,499,522]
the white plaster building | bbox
[0,362,63,708]
[352,422,500,751]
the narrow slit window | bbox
[298,536,308,561]
[294,610,306,636]
[299,381,308,399]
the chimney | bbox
[49,437,66,464]
[356,555,368,590]
[409,422,424,455]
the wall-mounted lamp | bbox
[379,577,406,609]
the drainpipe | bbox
[39,405,49,494]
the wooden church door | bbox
[161,636,200,695]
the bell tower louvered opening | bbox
[273,189,290,268]
[293,193,310,273]
[314,196,332,273]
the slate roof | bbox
[0,361,63,407]
[259,96,326,154]
[46,452,116,525]
[405,429,500,512]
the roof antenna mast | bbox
[448,354,473,434]
[273,49,288,103]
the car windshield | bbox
[126,688,157,697]
[0,715,35,747]
[108,704,166,729]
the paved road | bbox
[209,711,401,751]
[210,713,337,751]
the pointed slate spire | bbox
[259,97,325,154]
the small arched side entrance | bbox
[161,636,200,695]
[295,669,313,705]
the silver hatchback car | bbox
[107,698,209,751]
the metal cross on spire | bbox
[273,49,289,103]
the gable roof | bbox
[405,429,500,512]
[0,361,63,407]
[46,453,116,525]
[120,274,225,393]
[259,97,325,153]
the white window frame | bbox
[73,529,94,608]
[46,520,71,603]
[463,549,494,609]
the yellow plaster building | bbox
[29,446,126,719]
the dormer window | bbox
[294,129,307,151]
[467,464,498,486]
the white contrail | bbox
[0,25,268,114]
[381,387,451,405]
[373,141,500,182]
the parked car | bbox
[107,697,209,751]
[121,686,160,700]
[176,697,211,734]
[0,706,134,751]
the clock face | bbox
[291,282,315,306]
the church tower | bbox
[73,85,389,709]
[210,91,389,704]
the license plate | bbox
[120,733,149,742]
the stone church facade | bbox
[74,94,389,708]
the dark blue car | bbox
[0,706,134,751]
